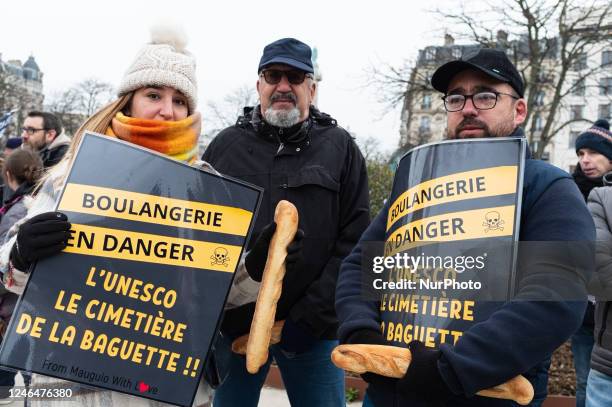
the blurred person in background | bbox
[573,119,612,407]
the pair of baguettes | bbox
[235,200,534,405]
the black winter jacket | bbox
[202,106,370,339]
[40,143,68,168]
[587,186,612,376]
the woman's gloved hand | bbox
[10,212,71,272]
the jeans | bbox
[571,325,595,407]
[0,368,15,398]
[586,369,612,407]
[362,393,375,407]
[213,338,345,407]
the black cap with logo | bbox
[431,48,524,97]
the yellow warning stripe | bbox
[64,223,240,272]
[58,183,253,236]
[385,205,515,256]
[387,166,518,231]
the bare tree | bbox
[77,79,114,116]
[356,135,394,215]
[0,69,19,114]
[364,59,434,146]
[205,85,257,137]
[47,78,114,136]
[0,68,35,142]
[47,88,85,136]
[434,0,612,158]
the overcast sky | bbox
[1,0,456,153]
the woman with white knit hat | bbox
[0,24,260,407]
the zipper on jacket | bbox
[598,302,611,345]
[275,129,284,154]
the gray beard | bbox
[264,107,301,128]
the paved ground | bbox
[5,374,364,406]
[260,386,363,407]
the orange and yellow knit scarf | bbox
[106,112,201,163]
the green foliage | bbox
[345,386,360,403]
[367,155,395,217]
[356,136,396,217]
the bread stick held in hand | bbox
[232,320,285,355]
[332,344,534,406]
[246,200,298,374]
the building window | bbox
[599,104,611,120]
[537,70,553,84]
[602,50,612,67]
[571,105,584,120]
[569,131,580,148]
[419,116,431,132]
[601,78,612,96]
[572,53,587,71]
[452,48,461,59]
[421,94,431,110]
[572,79,585,96]
[425,48,436,61]
[535,115,544,131]
[534,91,545,106]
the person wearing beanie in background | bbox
[203,38,369,407]
[572,119,612,407]
[583,119,612,407]
[21,111,70,168]
[0,25,294,406]
[0,148,42,403]
[3,137,22,158]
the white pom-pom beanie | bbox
[118,24,197,113]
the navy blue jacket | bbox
[336,136,595,406]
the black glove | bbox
[10,212,71,272]
[220,302,256,337]
[346,329,398,393]
[279,317,316,354]
[397,340,454,403]
[245,222,304,282]
[274,247,310,319]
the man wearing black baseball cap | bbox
[335,48,594,406]
[203,38,369,407]
[431,48,527,139]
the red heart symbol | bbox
[137,381,150,393]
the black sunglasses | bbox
[260,69,313,85]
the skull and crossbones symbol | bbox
[211,247,230,267]
[483,211,505,232]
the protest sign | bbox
[0,132,261,406]
[376,138,525,349]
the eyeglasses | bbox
[442,91,519,112]
[260,69,313,85]
[21,127,47,135]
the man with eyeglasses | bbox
[335,48,594,406]
[21,111,70,168]
[203,38,369,406]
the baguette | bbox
[232,320,285,355]
[246,201,298,374]
[332,344,534,405]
